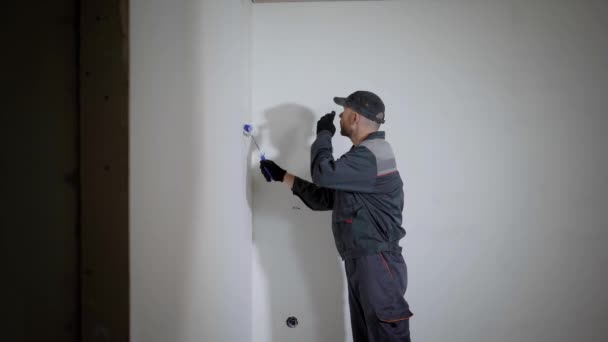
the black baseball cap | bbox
[333,90,386,124]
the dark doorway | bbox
[1,1,129,341]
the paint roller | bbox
[243,124,272,180]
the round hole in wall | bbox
[286,316,298,328]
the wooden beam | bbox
[79,0,129,340]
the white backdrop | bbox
[251,1,608,342]
[130,1,608,341]
[131,1,252,341]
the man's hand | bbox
[316,111,336,136]
[260,160,286,182]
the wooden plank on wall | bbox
[79,0,129,340]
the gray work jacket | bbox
[291,131,406,259]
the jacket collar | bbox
[363,131,385,141]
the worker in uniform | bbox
[260,91,413,342]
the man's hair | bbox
[360,113,381,131]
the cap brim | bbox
[333,97,347,106]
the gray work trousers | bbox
[345,252,413,342]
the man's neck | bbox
[351,130,375,146]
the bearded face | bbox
[339,107,356,137]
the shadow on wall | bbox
[252,103,346,342]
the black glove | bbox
[316,111,336,136]
[260,159,286,182]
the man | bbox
[260,91,413,342]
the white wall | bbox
[130,1,252,341]
[252,1,608,342]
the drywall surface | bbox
[251,1,608,341]
[131,0,252,341]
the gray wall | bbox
[130,0,252,341]
[251,1,608,341]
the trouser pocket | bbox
[346,254,413,342]
[347,254,413,322]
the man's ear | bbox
[352,112,361,124]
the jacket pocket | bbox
[332,203,357,253]
[351,205,386,246]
